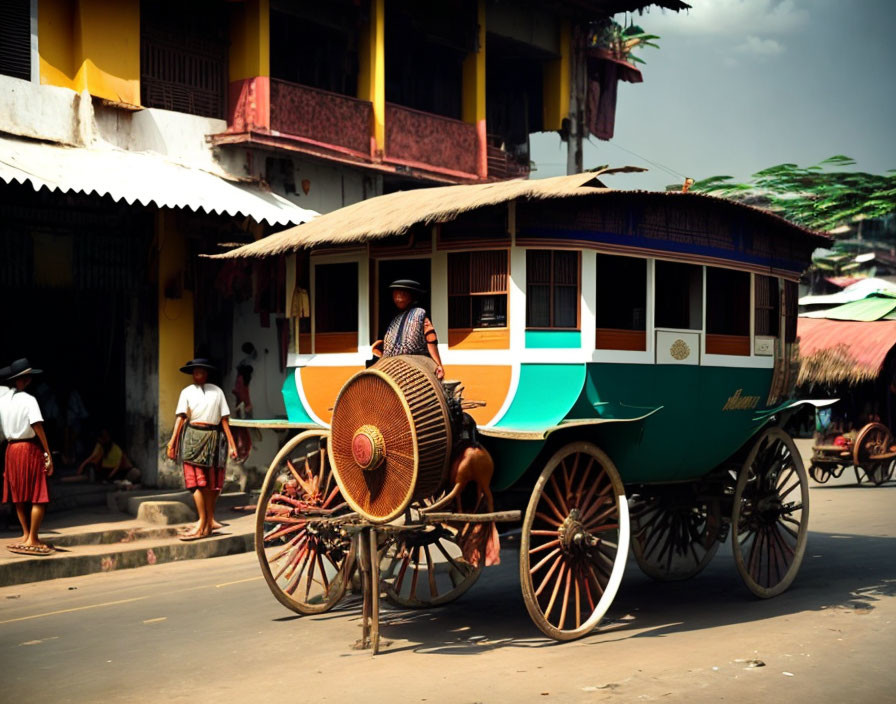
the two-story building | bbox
[0,0,686,485]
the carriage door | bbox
[376,258,432,341]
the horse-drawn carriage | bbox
[218,171,827,649]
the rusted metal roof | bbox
[797,317,896,385]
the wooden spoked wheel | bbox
[380,524,482,608]
[520,442,630,641]
[732,427,809,598]
[852,422,892,470]
[630,488,721,582]
[255,430,355,615]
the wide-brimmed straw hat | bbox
[6,358,43,381]
[388,279,425,294]
[179,358,216,374]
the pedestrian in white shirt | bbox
[166,358,237,541]
[1,359,55,556]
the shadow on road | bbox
[270,528,896,656]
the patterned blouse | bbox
[383,307,430,356]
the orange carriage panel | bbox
[447,328,510,349]
[705,334,750,356]
[314,332,358,354]
[441,364,513,426]
[596,328,647,351]
[299,366,364,424]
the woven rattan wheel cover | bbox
[330,355,452,523]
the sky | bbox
[530,0,896,191]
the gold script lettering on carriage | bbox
[211,169,828,651]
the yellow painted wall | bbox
[157,210,195,432]
[358,0,385,152]
[462,0,486,125]
[39,0,140,106]
[543,20,571,131]
[229,0,270,80]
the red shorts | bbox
[183,462,225,492]
[4,440,50,504]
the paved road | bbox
[1,453,894,703]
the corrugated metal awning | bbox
[0,135,318,226]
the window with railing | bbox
[754,274,780,338]
[596,254,646,350]
[447,251,508,329]
[526,250,580,329]
[140,1,228,118]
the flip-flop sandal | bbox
[7,544,54,556]
[178,531,218,542]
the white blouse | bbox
[0,390,44,440]
[175,384,230,425]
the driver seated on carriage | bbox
[371,279,444,379]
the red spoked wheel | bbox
[255,430,355,615]
[519,442,629,641]
[732,427,809,598]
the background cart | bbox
[219,171,827,647]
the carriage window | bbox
[447,250,508,329]
[706,267,750,355]
[526,250,580,329]
[596,254,646,351]
[706,268,750,336]
[314,262,358,333]
[654,261,702,330]
[754,275,780,337]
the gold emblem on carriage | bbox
[722,388,761,411]
[669,339,691,360]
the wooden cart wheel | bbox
[630,488,721,581]
[520,442,630,641]
[852,422,892,471]
[808,463,831,484]
[380,524,482,608]
[732,427,809,598]
[255,430,355,615]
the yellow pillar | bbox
[462,0,487,178]
[228,0,270,131]
[358,0,385,156]
[156,210,195,434]
[39,0,140,106]
[543,20,571,132]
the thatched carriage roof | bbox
[212,169,825,259]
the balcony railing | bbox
[487,143,529,181]
[270,79,372,157]
[385,103,477,176]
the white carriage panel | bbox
[581,251,597,353]
[656,330,700,365]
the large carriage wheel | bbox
[867,459,894,486]
[630,487,721,582]
[380,524,482,608]
[255,430,355,615]
[731,427,809,598]
[520,442,630,641]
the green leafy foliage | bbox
[589,20,660,65]
[668,157,896,232]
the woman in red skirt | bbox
[0,359,54,556]
[166,358,237,540]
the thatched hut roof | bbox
[797,317,896,386]
[211,169,825,259]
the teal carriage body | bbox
[222,171,826,644]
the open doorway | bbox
[376,258,432,340]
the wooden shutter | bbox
[0,0,30,81]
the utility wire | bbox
[588,136,689,181]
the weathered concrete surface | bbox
[136,501,196,525]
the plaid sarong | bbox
[181,424,226,469]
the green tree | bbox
[671,156,896,232]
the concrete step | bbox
[0,511,257,587]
